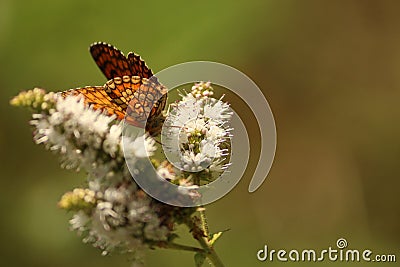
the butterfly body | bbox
[61,42,167,136]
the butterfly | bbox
[61,42,167,136]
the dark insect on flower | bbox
[61,42,167,136]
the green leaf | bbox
[167,233,179,242]
[194,252,206,267]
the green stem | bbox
[192,174,209,238]
[185,219,225,267]
[199,207,210,237]
[188,173,224,266]
[196,235,225,267]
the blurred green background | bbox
[1,0,399,266]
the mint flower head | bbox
[162,82,232,184]
[11,81,230,267]
[11,91,193,257]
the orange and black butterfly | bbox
[61,42,167,136]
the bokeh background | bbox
[1,0,399,266]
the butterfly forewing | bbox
[90,42,132,79]
[127,52,153,78]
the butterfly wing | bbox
[65,42,167,135]
[90,42,155,79]
[90,42,133,80]
[105,76,167,128]
[127,52,153,78]
[61,86,126,120]
[61,76,167,135]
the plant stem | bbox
[196,235,225,267]
[185,219,225,267]
[188,173,224,266]
[192,175,210,237]
[198,207,210,237]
